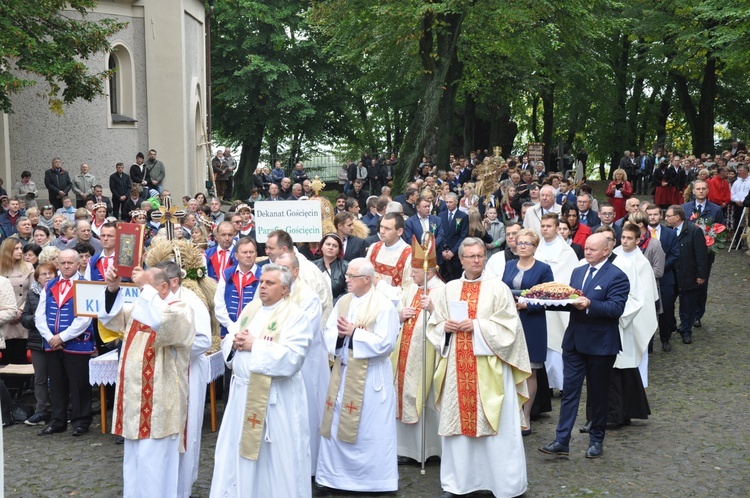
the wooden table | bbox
[89,350,225,434]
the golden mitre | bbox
[411,234,437,269]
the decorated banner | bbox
[528,143,544,162]
[73,281,140,318]
[253,200,323,243]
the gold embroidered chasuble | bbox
[391,277,445,424]
[106,291,194,447]
[427,274,531,437]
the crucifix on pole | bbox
[150,196,186,240]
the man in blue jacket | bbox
[540,234,629,459]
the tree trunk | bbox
[495,101,517,158]
[673,53,718,156]
[541,84,554,170]
[655,83,672,152]
[611,33,630,179]
[531,95,540,142]
[598,159,607,181]
[395,11,464,194]
[628,40,647,145]
[463,95,476,158]
[234,124,265,200]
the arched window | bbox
[108,44,136,125]
[108,54,118,115]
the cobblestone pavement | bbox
[4,250,750,497]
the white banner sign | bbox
[73,281,140,318]
[253,200,322,243]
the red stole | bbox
[396,289,422,420]
[456,281,480,436]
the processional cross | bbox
[150,196,186,240]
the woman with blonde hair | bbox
[466,208,493,247]
[459,183,479,213]
[0,238,34,365]
[606,168,633,221]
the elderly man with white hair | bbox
[522,185,561,237]
[211,264,313,497]
[315,258,400,493]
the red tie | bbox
[242,272,251,288]
[102,256,110,275]
[219,250,227,274]
[59,279,71,301]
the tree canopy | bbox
[211,0,750,184]
[0,1,125,114]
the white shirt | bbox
[730,176,750,203]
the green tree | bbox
[0,1,125,114]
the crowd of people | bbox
[0,141,748,497]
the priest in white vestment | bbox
[264,229,333,324]
[275,253,330,475]
[316,258,400,493]
[210,264,312,498]
[365,212,413,302]
[534,214,578,390]
[392,239,445,464]
[427,237,531,498]
[152,262,212,498]
[98,266,195,498]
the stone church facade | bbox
[0,0,209,201]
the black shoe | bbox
[585,442,603,459]
[539,441,569,456]
[579,420,592,433]
[682,334,692,344]
[397,456,417,465]
[522,429,532,437]
[38,425,66,436]
[72,427,89,436]
[662,342,672,352]
[115,435,125,444]
[694,318,702,328]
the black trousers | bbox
[658,283,677,343]
[46,350,92,430]
[112,197,123,220]
[556,350,616,445]
[677,287,700,338]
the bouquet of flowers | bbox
[695,218,727,253]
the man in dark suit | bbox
[334,212,366,262]
[403,197,445,262]
[44,157,73,211]
[109,163,131,219]
[646,204,680,351]
[577,193,600,230]
[540,233,629,459]
[682,179,724,328]
[400,188,419,218]
[86,185,113,216]
[345,179,369,213]
[665,205,708,345]
[636,149,654,195]
[438,193,468,281]
[597,204,622,245]
[614,198,642,229]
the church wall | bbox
[1,0,208,202]
[5,11,148,199]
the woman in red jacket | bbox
[606,168,634,221]
[562,204,591,248]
